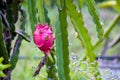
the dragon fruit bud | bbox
[33,23,54,55]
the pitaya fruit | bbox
[33,23,54,56]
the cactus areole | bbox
[33,23,54,55]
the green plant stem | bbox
[0,16,9,64]
[78,0,84,9]
[36,0,45,24]
[65,0,95,62]
[97,1,116,8]
[93,14,120,49]
[56,0,71,80]
[46,50,58,80]
[27,0,37,32]
[55,19,65,80]
[85,0,104,40]
[59,4,71,80]
[10,9,26,71]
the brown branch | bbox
[109,34,120,48]
[101,38,109,56]
[101,34,120,56]
[33,55,47,77]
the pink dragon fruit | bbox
[33,23,54,55]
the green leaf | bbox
[56,0,71,80]
[27,0,37,32]
[36,0,45,24]
[0,16,9,64]
[65,0,95,62]
[85,0,104,40]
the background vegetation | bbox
[0,0,120,80]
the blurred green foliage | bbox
[0,0,120,80]
[12,0,120,79]
[0,57,10,77]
